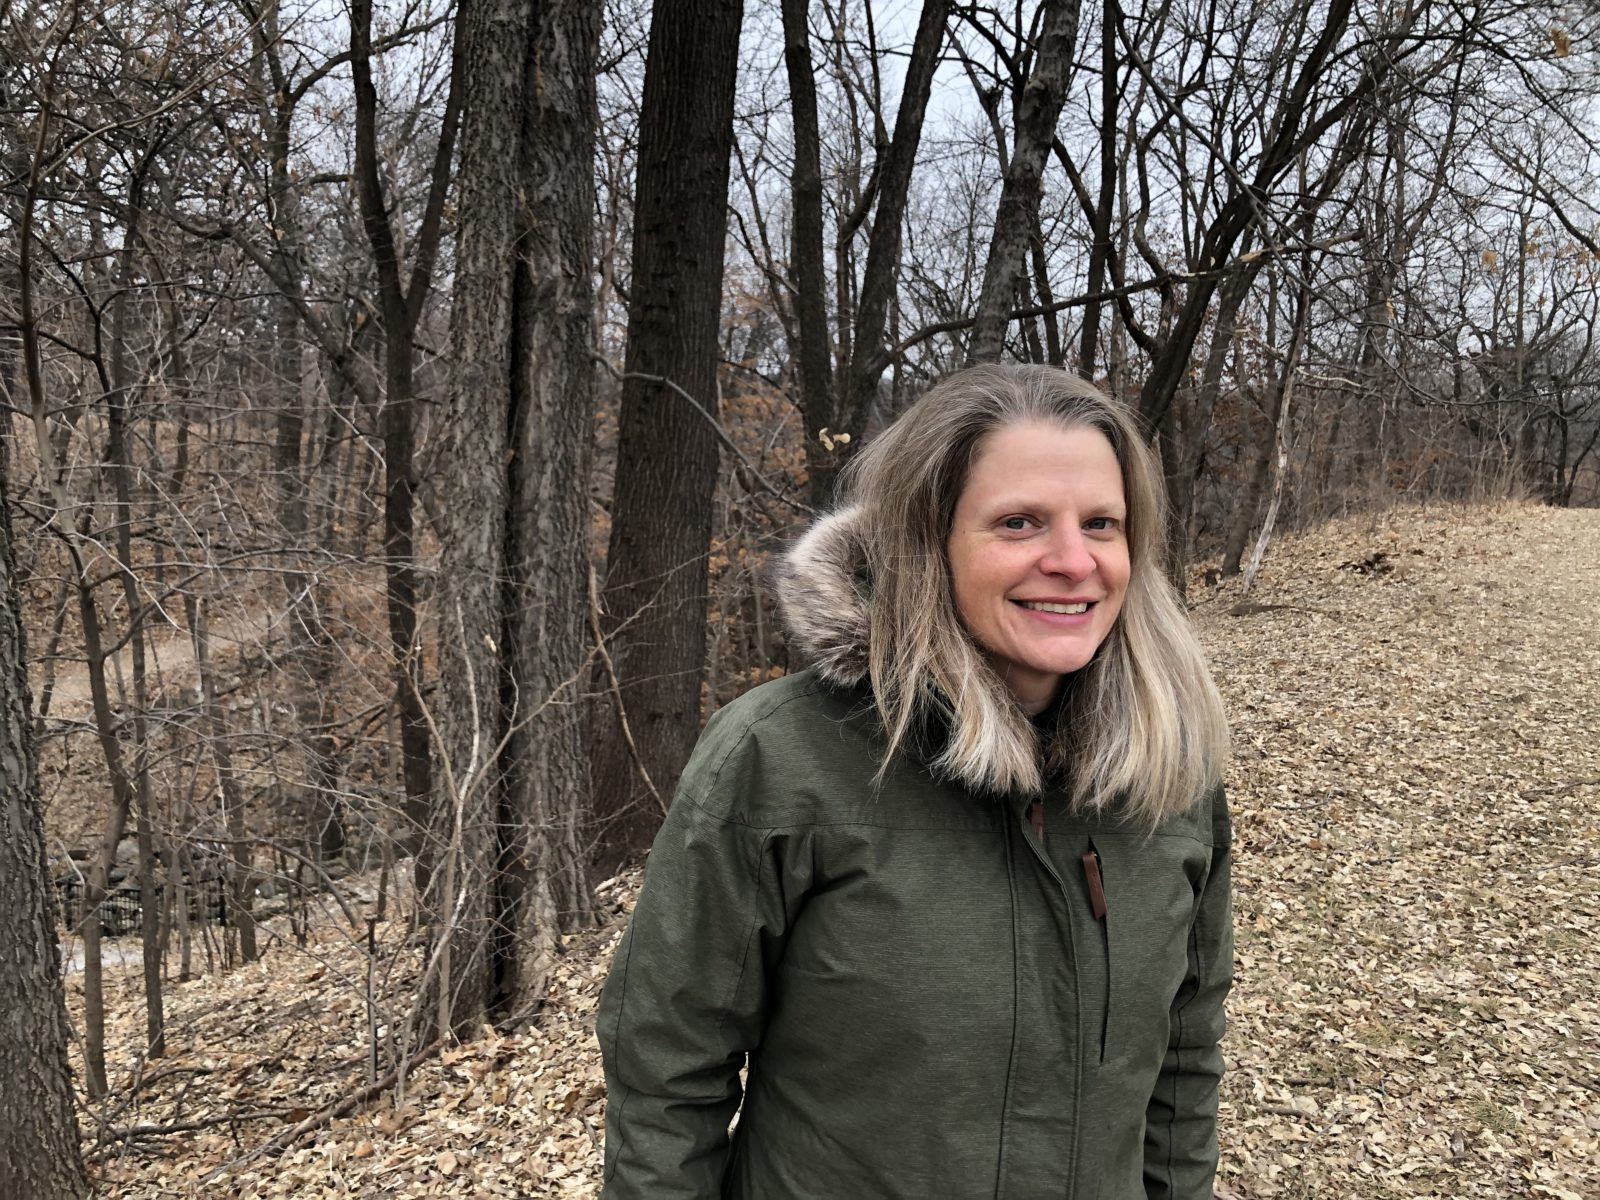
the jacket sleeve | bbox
[1144,786,1234,1200]
[595,727,809,1199]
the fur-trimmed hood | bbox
[772,505,1052,797]
[771,506,876,692]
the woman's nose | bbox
[1038,527,1096,578]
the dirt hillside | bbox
[80,501,1599,1199]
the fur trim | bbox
[774,507,1045,796]
[771,506,874,689]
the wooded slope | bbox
[81,501,1600,1199]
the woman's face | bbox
[946,420,1131,715]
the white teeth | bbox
[1019,601,1089,614]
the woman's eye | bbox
[1001,516,1032,531]
[1085,517,1118,532]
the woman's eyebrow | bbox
[982,498,1128,516]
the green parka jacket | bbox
[596,511,1233,1200]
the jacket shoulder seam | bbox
[686,679,838,812]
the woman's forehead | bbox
[960,423,1123,493]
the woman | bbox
[597,364,1232,1199]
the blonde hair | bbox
[840,363,1229,827]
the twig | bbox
[129,1063,216,1095]
[592,355,814,515]
[587,563,667,816]
[1227,601,1334,618]
[198,1040,447,1183]
[1519,778,1600,799]
[88,1108,298,1162]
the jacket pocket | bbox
[1092,832,1209,1067]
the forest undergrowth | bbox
[76,501,1600,1199]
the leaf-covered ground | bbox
[1202,504,1600,1200]
[79,502,1600,1198]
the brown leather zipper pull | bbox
[1029,801,1045,841]
[1081,850,1108,920]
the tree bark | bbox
[836,0,950,476]
[1240,276,1314,594]
[501,0,602,1007]
[783,0,949,502]
[191,601,256,963]
[0,443,90,1200]
[434,0,599,1035]
[1223,273,1287,576]
[590,0,744,875]
[1221,382,1283,577]
[1163,258,1258,588]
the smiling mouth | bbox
[1014,600,1093,615]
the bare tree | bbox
[590,0,746,874]
[350,0,462,879]
[429,0,601,1036]
[966,0,1081,365]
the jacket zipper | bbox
[1083,839,1110,1061]
[1019,800,1064,889]
[1008,798,1080,1193]
[1020,802,1112,1062]
[1080,845,1108,920]
[1021,802,1108,928]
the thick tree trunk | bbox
[1164,261,1256,588]
[968,0,1081,365]
[435,0,599,1035]
[0,461,90,1200]
[590,0,744,875]
[431,0,523,1038]
[501,0,602,1008]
